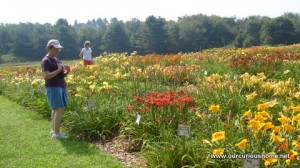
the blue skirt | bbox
[45,87,68,110]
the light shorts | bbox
[45,87,68,110]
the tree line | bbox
[0,12,300,62]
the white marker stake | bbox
[136,114,141,125]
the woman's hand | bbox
[63,64,71,74]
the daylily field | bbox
[1,44,300,167]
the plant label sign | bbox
[177,124,191,137]
[87,100,96,108]
[102,135,106,141]
[243,158,260,168]
[136,114,141,125]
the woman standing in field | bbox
[79,41,93,66]
[41,39,70,140]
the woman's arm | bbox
[42,64,63,80]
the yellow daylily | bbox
[291,105,300,113]
[292,140,300,149]
[270,132,285,143]
[282,124,294,132]
[266,100,278,107]
[261,122,274,131]
[76,87,84,92]
[294,92,300,99]
[208,105,220,112]
[243,110,251,117]
[255,114,267,122]
[248,119,261,129]
[212,131,226,142]
[246,92,257,101]
[273,126,281,134]
[292,114,300,124]
[286,150,298,165]
[195,111,202,119]
[213,148,224,155]
[103,81,109,86]
[263,152,278,166]
[278,117,290,125]
[257,111,271,118]
[257,103,268,111]
[235,139,249,149]
[89,84,96,91]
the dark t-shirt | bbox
[41,56,66,88]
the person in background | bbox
[79,41,92,66]
[41,39,70,140]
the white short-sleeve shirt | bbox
[80,47,92,60]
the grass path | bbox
[0,96,126,168]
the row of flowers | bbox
[1,44,300,167]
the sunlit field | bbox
[1,44,300,167]
[0,60,77,70]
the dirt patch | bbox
[96,136,148,168]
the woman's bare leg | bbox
[52,108,63,134]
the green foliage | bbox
[271,61,300,82]
[142,132,208,168]
[199,57,232,75]
[64,90,129,141]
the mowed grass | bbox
[0,96,126,168]
[0,59,78,70]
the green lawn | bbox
[0,96,126,168]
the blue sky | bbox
[1,0,299,24]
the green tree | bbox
[0,27,12,55]
[13,23,34,60]
[101,19,130,53]
[31,23,56,59]
[54,19,78,59]
[165,20,180,53]
[242,19,262,47]
[125,18,144,54]
[177,14,208,52]
[205,16,235,48]
[271,17,295,45]
[282,13,300,39]
[233,33,244,48]
[142,16,168,54]
[260,19,273,45]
